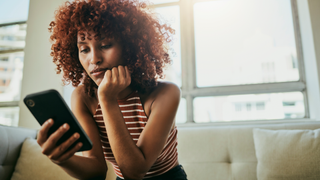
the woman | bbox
[36,0,187,179]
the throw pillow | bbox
[11,137,76,180]
[253,128,320,180]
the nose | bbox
[90,49,102,65]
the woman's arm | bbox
[37,86,107,180]
[98,66,180,180]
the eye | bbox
[80,48,89,53]
[101,45,111,49]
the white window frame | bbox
[151,0,311,124]
[0,21,26,125]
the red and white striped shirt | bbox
[93,91,178,179]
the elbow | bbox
[79,170,107,180]
[99,162,108,180]
[122,173,146,180]
[120,166,147,180]
[81,175,106,180]
[82,162,107,180]
[118,158,149,179]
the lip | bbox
[90,68,108,76]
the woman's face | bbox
[77,31,126,86]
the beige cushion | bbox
[11,138,76,180]
[106,161,117,180]
[253,128,320,180]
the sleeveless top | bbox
[93,91,178,179]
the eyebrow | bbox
[77,37,110,45]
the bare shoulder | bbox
[72,85,87,101]
[151,81,180,99]
[71,85,97,115]
[139,81,180,117]
[147,81,181,108]
[71,85,86,107]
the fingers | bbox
[37,119,54,146]
[41,123,70,155]
[111,66,119,80]
[54,142,83,164]
[37,121,83,165]
[118,65,126,78]
[108,65,129,79]
[105,69,112,80]
[125,66,131,85]
[118,66,131,87]
[125,66,130,78]
[100,65,131,93]
[48,132,81,162]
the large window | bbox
[0,0,30,126]
[150,0,307,123]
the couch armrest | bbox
[0,125,37,180]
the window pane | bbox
[193,92,305,122]
[0,0,30,24]
[194,0,299,87]
[0,52,24,101]
[0,23,27,51]
[176,97,186,123]
[155,6,182,87]
[0,23,26,102]
[0,106,19,126]
[148,0,179,5]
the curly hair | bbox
[49,0,175,96]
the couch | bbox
[1,120,320,180]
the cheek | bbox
[114,49,125,65]
[79,57,89,71]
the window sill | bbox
[176,118,318,127]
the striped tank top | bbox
[93,91,178,179]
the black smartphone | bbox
[24,89,93,152]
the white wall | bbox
[18,0,66,129]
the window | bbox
[256,102,265,111]
[246,103,252,111]
[0,0,30,126]
[150,0,307,123]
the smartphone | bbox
[24,89,93,152]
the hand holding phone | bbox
[24,89,93,164]
[24,89,93,152]
[36,118,83,164]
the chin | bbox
[89,76,100,86]
[95,80,102,87]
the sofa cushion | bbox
[0,125,37,180]
[10,137,76,180]
[253,128,320,180]
[177,121,320,180]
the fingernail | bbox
[74,133,79,138]
[78,142,83,147]
[63,123,68,129]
